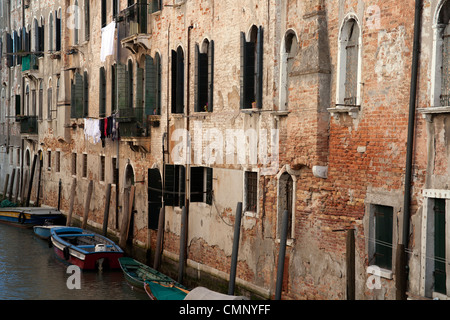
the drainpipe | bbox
[398,0,422,300]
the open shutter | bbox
[206,167,213,205]
[194,44,199,112]
[208,40,214,112]
[240,32,246,109]
[156,54,162,114]
[99,67,106,117]
[83,71,89,117]
[145,55,156,115]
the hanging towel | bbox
[101,21,116,62]
[84,118,101,144]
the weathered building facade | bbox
[2,0,450,300]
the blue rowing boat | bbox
[0,207,66,227]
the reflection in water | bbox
[0,223,148,300]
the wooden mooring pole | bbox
[228,202,243,295]
[66,178,77,226]
[82,180,93,230]
[102,184,112,236]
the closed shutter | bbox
[135,67,144,123]
[374,205,393,270]
[164,164,175,206]
[156,54,161,114]
[117,63,128,113]
[145,55,156,115]
[240,32,246,109]
[71,73,84,118]
[434,199,446,294]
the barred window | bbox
[245,171,258,213]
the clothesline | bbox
[84,114,119,146]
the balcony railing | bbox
[117,107,148,138]
[19,116,38,135]
[117,3,148,39]
[22,54,39,72]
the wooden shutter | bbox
[240,32,246,109]
[374,205,393,270]
[194,44,199,112]
[99,67,106,117]
[206,167,213,205]
[164,164,175,206]
[156,54,162,115]
[71,73,84,118]
[148,168,163,230]
[434,199,446,294]
[178,165,186,208]
[117,63,128,113]
[145,55,156,115]
[208,40,214,112]
[83,71,89,117]
[256,26,263,109]
[135,67,144,123]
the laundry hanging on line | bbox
[101,21,116,62]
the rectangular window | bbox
[190,167,213,205]
[47,150,51,171]
[171,49,185,114]
[72,153,77,176]
[100,155,105,182]
[55,151,60,173]
[373,205,393,270]
[434,199,446,294]
[245,171,258,212]
[164,164,185,207]
[145,54,161,115]
[82,154,87,178]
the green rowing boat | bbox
[118,257,188,294]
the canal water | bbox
[0,222,148,300]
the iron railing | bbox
[117,3,148,39]
[19,116,38,134]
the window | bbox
[47,150,51,171]
[279,31,298,111]
[112,157,118,185]
[372,205,393,270]
[150,0,162,13]
[240,26,263,109]
[195,40,214,112]
[145,53,161,115]
[102,0,107,28]
[72,153,77,176]
[171,47,185,114]
[128,60,134,110]
[190,167,213,205]
[337,16,361,107]
[100,155,105,182]
[99,67,106,117]
[49,12,53,52]
[85,0,90,41]
[111,63,117,113]
[74,0,79,45]
[83,71,89,117]
[39,17,45,54]
[434,199,446,294]
[245,171,258,213]
[164,164,185,207]
[82,153,87,178]
[55,151,60,173]
[47,79,53,120]
[433,1,450,107]
[38,81,43,120]
[56,9,61,51]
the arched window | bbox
[279,30,298,111]
[337,16,361,107]
[195,39,214,112]
[47,79,53,120]
[49,12,53,51]
[433,1,450,107]
[74,0,79,45]
[171,46,184,114]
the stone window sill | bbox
[367,265,393,280]
[328,105,360,119]
[418,106,450,122]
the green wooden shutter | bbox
[256,26,263,109]
[206,167,213,205]
[240,32,246,109]
[117,63,128,113]
[194,44,199,112]
[99,67,106,117]
[71,73,84,118]
[208,40,214,112]
[136,67,144,123]
[145,55,156,115]
[374,205,393,270]
[83,71,89,117]
[164,164,175,206]
[434,199,446,294]
[156,54,161,115]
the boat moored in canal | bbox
[119,257,188,297]
[50,227,124,270]
[0,207,66,227]
[33,225,65,240]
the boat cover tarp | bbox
[147,281,189,300]
[184,287,248,300]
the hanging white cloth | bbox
[84,118,101,144]
[101,21,116,62]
